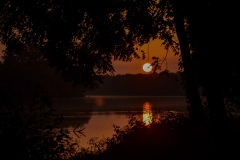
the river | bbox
[52,95,188,148]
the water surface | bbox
[52,95,188,148]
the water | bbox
[52,95,188,148]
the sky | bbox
[0,39,180,74]
[112,39,179,74]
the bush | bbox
[0,87,79,160]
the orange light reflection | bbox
[142,102,153,125]
[95,97,104,107]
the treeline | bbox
[86,72,186,96]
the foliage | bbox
[0,0,158,87]
[0,49,83,159]
[0,85,82,159]
[72,110,240,160]
[72,112,191,160]
[1,0,240,113]
[0,45,86,98]
[0,44,86,159]
[1,0,240,158]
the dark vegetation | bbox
[87,73,185,96]
[0,47,86,98]
[0,88,78,159]
[0,0,240,159]
[72,113,240,160]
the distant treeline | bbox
[86,72,186,96]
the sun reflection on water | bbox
[142,102,153,125]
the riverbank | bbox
[71,114,240,160]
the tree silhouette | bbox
[0,0,145,87]
[173,1,240,127]
[147,0,240,127]
[1,0,239,130]
[170,0,206,123]
[0,44,86,98]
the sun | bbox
[143,63,152,72]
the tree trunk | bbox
[197,1,228,128]
[185,0,228,128]
[171,0,205,123]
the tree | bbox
[0,0,146,87]
[0,45,86,98]
[170,0,206,123]
[179,1,240,127]
[183,1,228,127]
[150,0,240,127]
[1,0,239,126]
